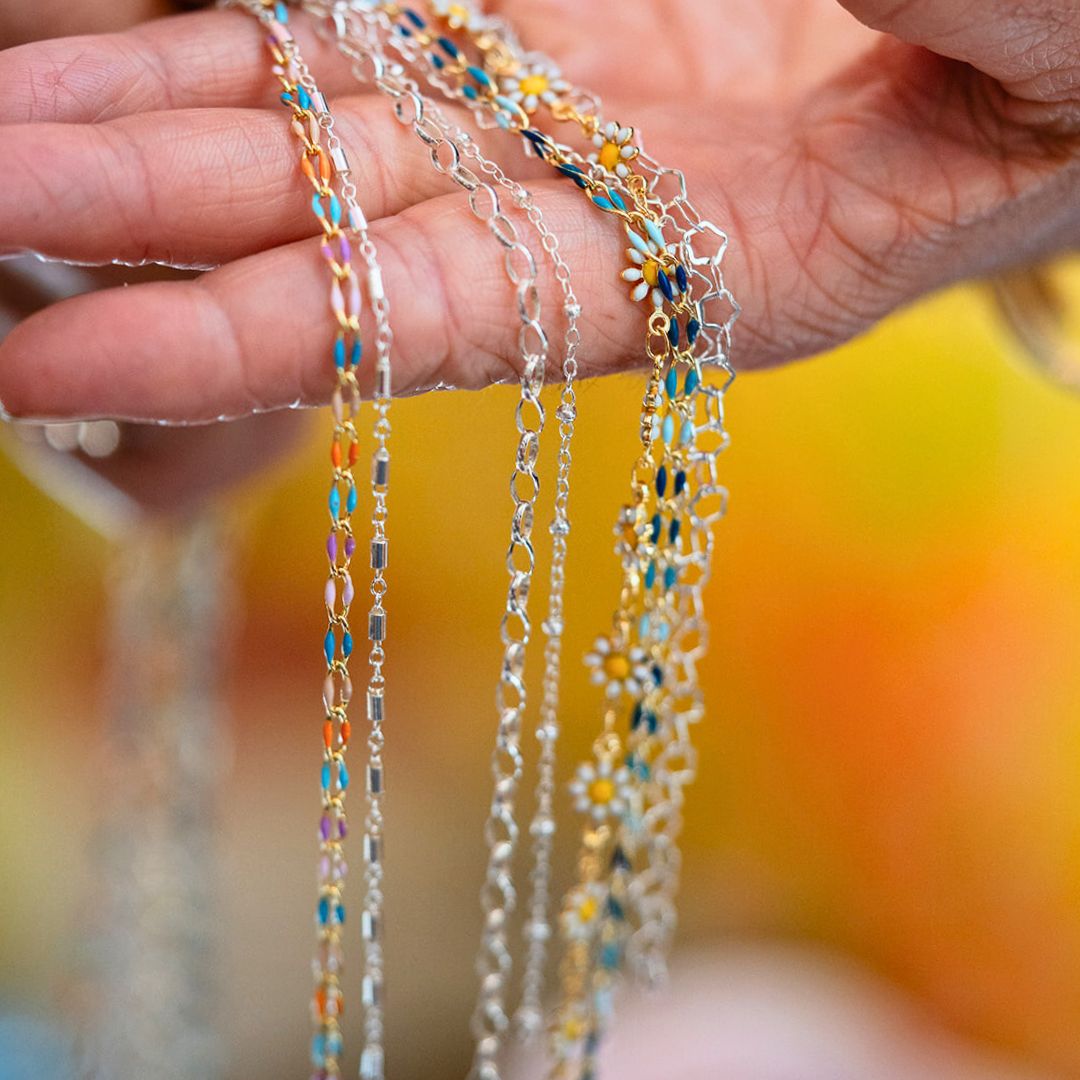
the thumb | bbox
[836,0,1080,124]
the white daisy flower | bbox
[500,61,571,114]
[559,883,608,940]
[583,634,654,699]
[620,222,681,309]
[588,120,639,179]
[569,757,635,823]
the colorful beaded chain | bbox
[239,4,395,1078]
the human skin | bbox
[2,1,1080,1070]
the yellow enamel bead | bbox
[588,778,616,805]
[599,141,621,171]
[519,74,549,96]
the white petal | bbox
[621,268,644,283]
[618,126,633,143]
[651,288,664,308]
[630,280,650,302]
[626,248,645,265]
[605,121,618,139]
[620,145,637,159]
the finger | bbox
[836,0,1080,121]
[0,0,170,49]
[0,183,625,423]
[0,9,362,124]
[0,100,547,266]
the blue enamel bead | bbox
[606,896,626,921]
[601,943,621,970]
[685,366,700,395]
[674,469,687,495]
[311,1032,327,1066]
[334,905,345,928]
[652,663,664,686]
[664,565,677,589]
[334,338,346,369]
[346,485,358,514]
[463,84,478,100]
[297,85,312,111]
[680,419,695,445]
[658,268,674,303]
[274,2,288,22]
[669,518,681,542]
[403,7,426,27]
[650,514,662,543]
[644,561,656,589]
[656,465,668,497]
[328,486,341,517]
[592,195,614,211]
[280,91,295,107]
[664,367,678,399]
[662,413,675,445]
[676,263,689,292]
[431,52,445,69]
[312,192,325,219]
[687,318,701,345]
[328,194,342,226]
[438,36,459,58]
[668,319,679,348]
[338,759,350,791]
[351,340,362,367]
[608,188,627,211]
[559,168,588,190]
[323,630,335,664]
[627,229,651,256]
[639,613,650,639]
[467,66,492,87]
[342,631,353,658]
[644,218,666,251]
[320,761,331,790]
[612,845,632,871]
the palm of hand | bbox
[526,0,1078,364]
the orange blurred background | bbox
[3,268,1080,1078]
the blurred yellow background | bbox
[3,273,1080,1078]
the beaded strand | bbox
[239,4,395,1077]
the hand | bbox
[0,0,1077,426]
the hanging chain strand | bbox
[234,4,396,1077]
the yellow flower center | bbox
[589,778,616,805]
[577,896,599,922]
[603,653,631,679]
[599,140,622,172]
[519,74,550,97]
[562,1016,586,1042]
[642,260,660,287]
[446,3,470,23]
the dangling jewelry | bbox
[238,5,395,1077]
